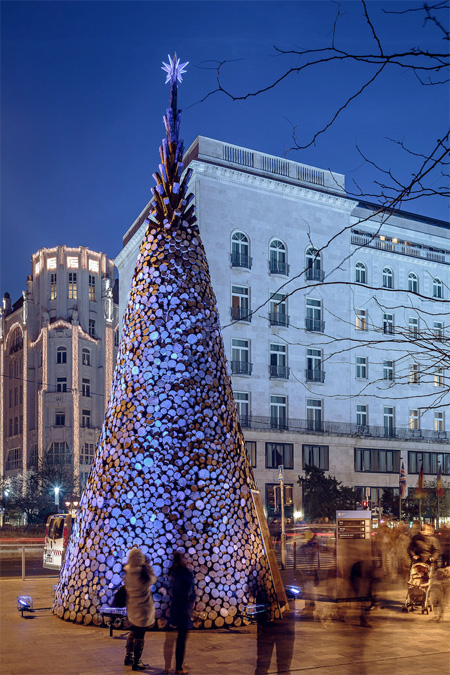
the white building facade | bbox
[0,246,119,490]
[115,137,450,520]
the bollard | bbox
[22,546,25,581]
[293,541,297,570]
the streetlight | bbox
[65,499,79,515]
[54,487,60,512]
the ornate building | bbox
[0,246,119,489]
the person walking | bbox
[124,547,157,671]
[407,523,441,565]
[168,552,194,675]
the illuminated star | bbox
[161,53,189,84]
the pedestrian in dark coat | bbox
[407,523,440,565]
[168,552,194,675]
[124,547,157,671]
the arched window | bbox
[56,346,67,364]
[269,239,289,275]
[408,272,418,293]
[231,231,251,269]
[46,442,71,465]
[82,348,91,366]
[355,262,367,284]
[9,327,23,354]
[433,278,443,298]
[382,267,393,289]
[306,247,323,281]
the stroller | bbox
[402,560,433,614]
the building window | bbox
[8,418,12,436]
[269,239,289,276]
[433,278,443,298]
[47,441,71,465]
[55,410,65,427]
[435,411,445,432]
[270,343,289,379]
[435,368,445,388]
[89,259,99,273]
[355,262,367,284]
[19,385,23,404]
[409,363,420,384]
[82,348,91,366]
[80,442,95,465]
[408,317,419,338]
[409,409,420,430]
[246,441,257,468]
[47,257,57,270]
[89,319,96,337]
[356,309,367,331]
[89,274,96,301]
[305,247,323,281]
[231,339,251,376]
[306,348,324,383]
[383,360,394,381]
[409,451,450,475]
[231,231,251,269]
[408,272,418,293]
[231,285,250,322]
[56,346,67,364]
[82,378,91,397]
[67,256,79,269]
[356,356,368,380]
[306,398,322,432]
[50,273,57,300]
[9,389,12,408]
[56,377,67,393]
[6,448,22,470]
[269,292,288,327]
[355,447,400,473]
[29,445,38,467]
[383,406,395,437]
[382,267,393,289]
[266,442,293,469]
[68,272,77,299]
[114,329,119,347]
[9,327,23,354]
[383,313,394,335]
[356,404,368,429]
[233,391,250,427]
[266,483,294,518]
[14,387,18,405]
[270,395,288,430]
[302,444,329,470]
[81,409,91,428]
[305,298,324,332]
[434,321,444,339]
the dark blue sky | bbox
[2,1,448,302]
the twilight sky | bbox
[1,0,448,303]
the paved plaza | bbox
[1,571,449,675]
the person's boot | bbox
[132,638,149,671]
[124,634,134,666]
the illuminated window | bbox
[88,275,96,302]
[35,261,41,274]
[50,273,57,300]
[356,309,367,331]
[67,256,79,269]
[88,259,99,273]
[435,411,445,432]
[68,272,77,299]
[435,368,444,388]
[47,257,57,270]
[409,364,420,384]
[409,410,420,430]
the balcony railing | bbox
[269,365,290,379]
[305,318,325,333]
[305,369,325,383]
[269,312,289,327]
[231,360,253,376]
[351,232,450,265]
[269,260,290,276]
[306,267,325,282]
[231,306,252,322]
[235,417,448,442]
[231,252,252,269]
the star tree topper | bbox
[162,53,189,85]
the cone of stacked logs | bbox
[53,56,280,628]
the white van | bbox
[43,513,75,570]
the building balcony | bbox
[306,268,325,282]
[305,318,325,333]
[231,253,252,269]
[230,306,252,322]
[231,360,253,376]
[270,418,289,431]
[305,369,325,383]
[269,312,289,327]
[269,260,290,276]
[269,365,290,379]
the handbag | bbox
[111,584,127,608]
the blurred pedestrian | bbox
[255,589,295,674]
[168,552,194,675]
[407,523,440,565]
[124,547,157,671]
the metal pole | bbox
[280,477,286,569]
[22,546,25,581]
[293,541,297,570]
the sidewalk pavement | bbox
[1,570,449,675]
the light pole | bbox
[54,487,60,512]
[278,465,286,568]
